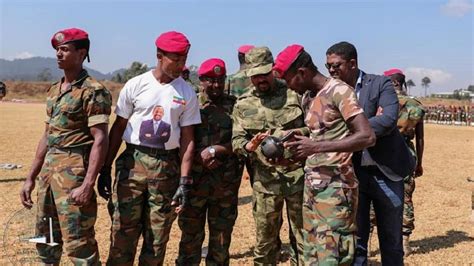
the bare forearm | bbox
[315,132,374,153]
[83,132,108,187]
[180,126,195,177]
[104,117,127,167]
[26,132,48,181]
[415,122,424,166]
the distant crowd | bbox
[424,105,474,126]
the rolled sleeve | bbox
[85,87,112,127]
[88,114,109,127]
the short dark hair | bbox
[326,41,357,61]
[286,50,317,75]
[238,52,246,65]
[70,39,90,62]
[390,73,406,90]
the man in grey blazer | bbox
[326,42,415,266]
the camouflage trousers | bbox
[176,164,242,265]
[403,175,416,235]
[253,189,304,266]
[107,146,180,265]
[303,183,358,266]
[36,148,99,265]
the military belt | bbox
[47,145,90,155]
[126,143,178,157]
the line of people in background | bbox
[20,28,425,266]
[424,105,473,126]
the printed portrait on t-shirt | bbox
[138,105,171,148]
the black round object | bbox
[260,136,285,159]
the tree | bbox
[113,62,149,83]
[406,79,415,95]
[37,68,52,81]
[111,73,123,83]
[421,76,431,97]
[187,65,199,87]
[467,85,474,92]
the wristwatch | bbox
[208,146,216,158]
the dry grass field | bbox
[1,101,473,265]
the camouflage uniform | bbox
[302,78,364,265]
[225,69,251,97]
[177,94,243,265]
[232,79,306,265]
[0,81,6,99]
[108,145,180,265]
[107,70,201,265]
[37,70,111,264]
[397,95,425,236]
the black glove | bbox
[171,176,193,211]
[97,165,112,200]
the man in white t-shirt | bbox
[97,31,201,265]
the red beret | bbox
[384,68,404,76]
[238,45,255,54]
[155,31,190,55]
[273,44,304,77]
[198,58,226,77]
[51,28,89,49]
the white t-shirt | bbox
[115,70,201,150]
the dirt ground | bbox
[1,102,473,265]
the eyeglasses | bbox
[200,76,226,84]
[325,62,343,70]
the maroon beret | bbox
[273,44,304,77]
[238,45,255,54]
[384,68,404,76]
[51,28,89,49]
[155,31,190,55]
[198,58,226,77]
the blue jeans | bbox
[353,166,404,266]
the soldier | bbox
[232,47,306,265]
[19,28,111,265]
[176,58,243,265]
[225,44,254,97]
[384,68,425,256]
[274,45,375,264]
[182,65,199,93]
[0,81,6,100]
[97,31,201,265]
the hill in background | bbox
[0,57,122,81]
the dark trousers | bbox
[353,166,404,266]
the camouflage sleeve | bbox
[407,100,425,122]
[231,103,251,158]
[84,86,112,127]
[333,84,364,121]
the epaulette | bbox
[46,81,60,93]
[83,76,108,92]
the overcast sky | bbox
[1,0,472,96]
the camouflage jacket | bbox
[193,94,242,183]
[304,78,364,189]
[225,69,251,97]
[46,70,112,148]
[231,79,307,195]
[397,95,425,140]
